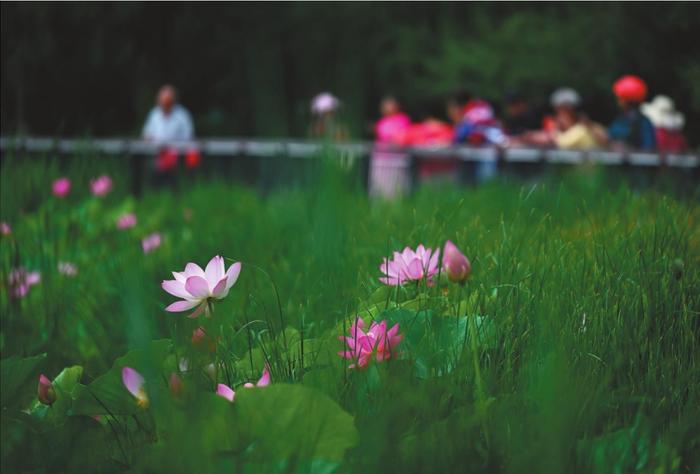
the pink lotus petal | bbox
[243,382,255,388]
[210,277,228,298]
[205,256,225,287]
[406,259,425,279]
[256,365,270,387]
[165,299,199,312]
[162,280,190,299]
[225,262,242,290]
[216,383,235,402]
[185,276,210,298]
[184,263,205,278]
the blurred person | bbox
[453,98,507,182]
[369,96,412,199]
[641,95,688,153]
[374,96,411,144]
[608,75,656,151]
[142,85,194,142]
[521,88,605,150]
[405,103,456,183]
[446,90,472,126]
[309,92,348,141]
[502,90,540,136]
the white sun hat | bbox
[641,95,685,130]
[311,92,340,115]
[550,88,581,108]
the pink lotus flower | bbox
[243,365,271,388]
[142,233,162,254]
[116,213,137,230]
[379,244,440,285]
[58,261,78,277]
[122,367,148,408]
[0,222,10,235]
[442,240,471,283]
[216,383,235,402]
[162,255,241,318]
[338,317,403,368]
[90,175,113,196]
[52,177,71,197]
[8,268,41,298]
[38,374,56,405]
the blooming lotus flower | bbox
[8,268,41,298]
[38,374,56,405]
[58,261,78,277]
[162,255,241,318]
[243,365,271,388]
[379,244,440,286]
[52,177,71,198]
[216,383,235,402]
[338,317,403,368]
[90,175,113,196]
[142,233,162,254]
[116,213,137,230]
[122,367,148,408]
[442,240,471,283]
[0,222,11,235]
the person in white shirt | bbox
[142,85,194,142]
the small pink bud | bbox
[442,240,471,283]
[169,373,183,397]
[0,222,11,235]
[52,177,71,198]
[38,374,56,405]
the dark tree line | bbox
[2,3,699,144]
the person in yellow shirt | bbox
[513,88,607,150]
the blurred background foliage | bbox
[2,3,699,142]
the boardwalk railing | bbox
[1,136,698,169]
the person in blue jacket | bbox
[608,75,656,151]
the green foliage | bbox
[1,156,699,472]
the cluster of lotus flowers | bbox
[2,176,174,299]
[34,241,471,407]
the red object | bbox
[463,99,495,124]
[405,120,454,147]
[613,75,648,102]
[185,148,202,169]
[404,120,457,178]
[156,147,179,172]
[655,129,687,153]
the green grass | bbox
[1,155,699,473]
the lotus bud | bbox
[38,374,56,405]
[442,240,471,283]
[122,367,148,409]
[52,177,71,198]
[169,373,183,397]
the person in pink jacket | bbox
[369,96,413,199]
